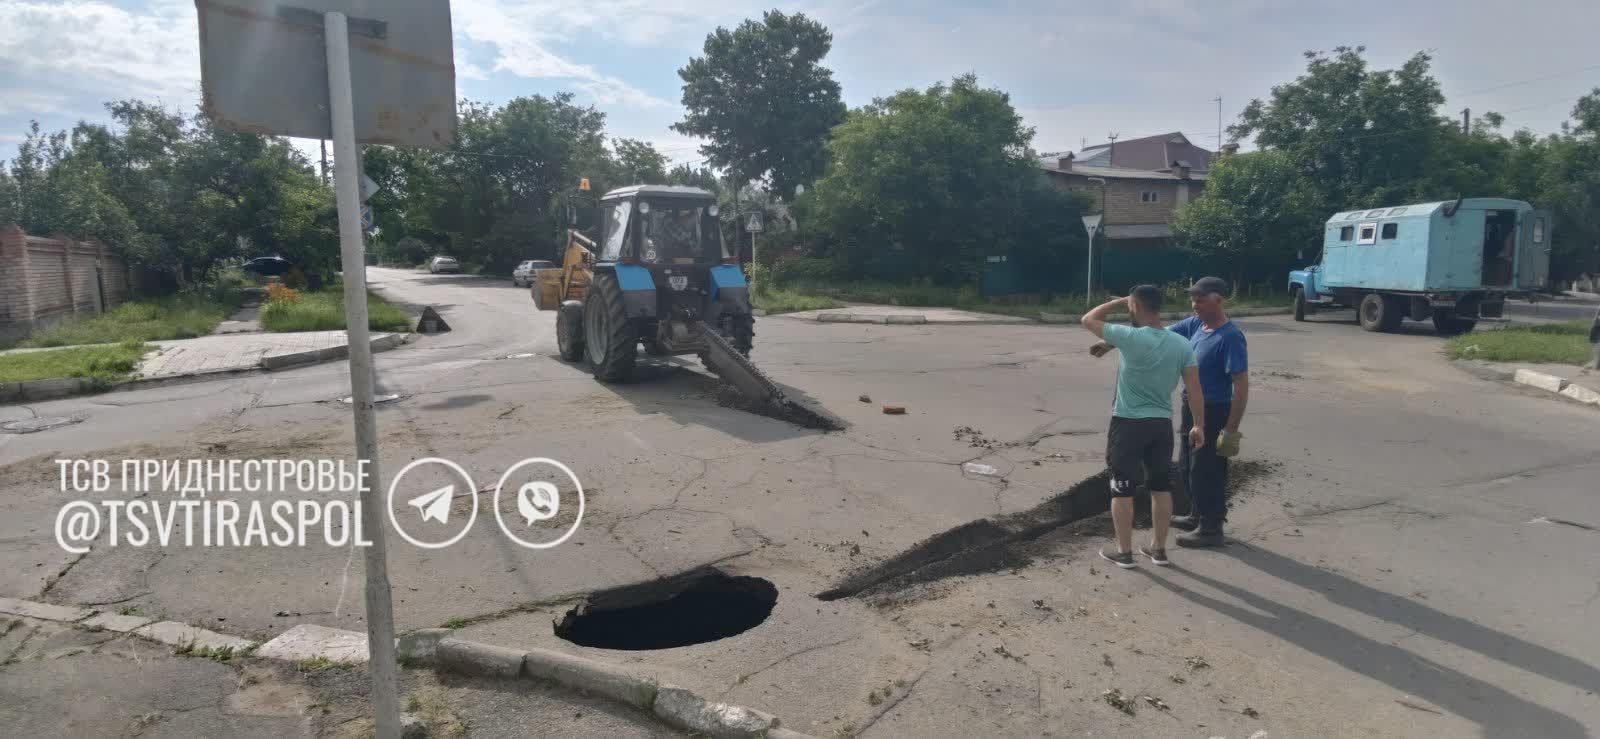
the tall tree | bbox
[1173,151,1323,282]
[797,74,1086,283]
[674,10,846,198]
[1231,47,1447,211]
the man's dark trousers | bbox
[1180,401,1231,521]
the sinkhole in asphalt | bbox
[554,569,778,650]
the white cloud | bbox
[0,0,199,101]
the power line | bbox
[1453,63,1600,99]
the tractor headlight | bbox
[707,204,719,217]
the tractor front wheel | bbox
[556,300,585,361]
[583,273,637,382]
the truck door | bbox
[1518,210,1551,289]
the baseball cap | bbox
[1187,276,1231,297]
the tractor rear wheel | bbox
[556,300,584,361]
[583,273,636,382]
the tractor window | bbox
[1532,216,1545,244]
[640,203,723,263]
[600,201,632,262]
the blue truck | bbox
[1288,197,1550,334]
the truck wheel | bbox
[583,273,637,382]
[1432,314,1476,336]
[1358,293,1401,332]
[556,300,584,361]
[1292,288,1307,322]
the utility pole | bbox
[1214,96,1222,149]
[1462,108,1470,134]
[320,139,329,184]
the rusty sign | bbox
[195,0,456,148]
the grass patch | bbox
[173,641,244,662]
[21,286,242,347]
[293,655,358,672]
[0,339,148,384]
[1448,320,1592,364]
[751,287,845,314]
[260,287,411,332]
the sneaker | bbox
[1139,545,1170,566]
[1099,547,1136,569]
[1176,528,1224,548]
[1170,514,1200,532]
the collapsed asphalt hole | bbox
[554,569,777,650]
[817,459,1279,601]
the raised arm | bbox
[1081,296,1128,340]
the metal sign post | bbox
[324,13,400,737]
[1082,214,1103,302]
[195,4,455,737]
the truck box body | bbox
[1315,198,1550,294]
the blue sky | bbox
[3,0,1599,170]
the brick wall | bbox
[0,224,134,341]
[1054,177,1196,226]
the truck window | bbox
[1339,226,1354,241]
[1345,212,1363,220]
[1387,207,1407,216]
[1365,209,1385,218]
[1381,223,1398,239]
[1358,223,1377,244]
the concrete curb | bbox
[0,596,811,737]
[805,306,1294,327]
[1511,367,1600,408]
[398,629,807,737]
[0,332,411,406]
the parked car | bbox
[429,256,461,274]
[513,259,556,287]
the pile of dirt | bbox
[817,460,1276,600]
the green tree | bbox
[609,139,667,185]
[1173,151,1323,282]
[674,10,846,197]
[797,74,1086,283]
[1231,47,1447,212]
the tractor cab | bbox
[535,184,754,383]
[596,185,729,267]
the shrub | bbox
[267,283,301,304]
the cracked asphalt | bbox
[2,268,1597,737]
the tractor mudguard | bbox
[707,264,751,318]
[611,263,658,320]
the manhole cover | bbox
[338,393,402,405]
[1,416,84,434]
[555,569,777,650]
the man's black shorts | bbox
[1106,416,1174,497]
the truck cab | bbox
[1288,198,1550,334]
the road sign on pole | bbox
[1082,214,1103,301]
[195,5,455,738]
[745,212,764,232]
[361,204,375,231]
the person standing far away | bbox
[1081,286,1206,569]
[1167,276,1249,547]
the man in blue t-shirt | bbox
[1082,285,1206,569]
[1166,276,1249,547]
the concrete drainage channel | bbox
[554,568,778,650]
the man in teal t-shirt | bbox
[1081,285,1206,569]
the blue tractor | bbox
[531,185,799,410]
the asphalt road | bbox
[1,267,1596,737]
